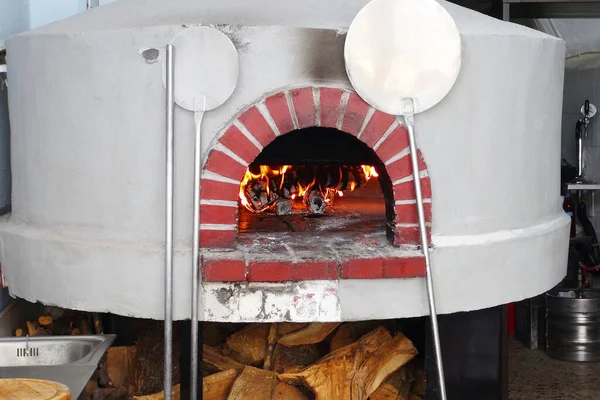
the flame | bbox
[239,164,378,213]
[361,165,378,180]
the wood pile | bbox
[203,322,425,400]
[13,315,425,400]
[14,311,103,337]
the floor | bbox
[509,338,600,399]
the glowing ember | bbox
[239,165,378,214]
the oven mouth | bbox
[237,126,395,240]
[200,126,425,283]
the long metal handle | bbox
[191,108,204,400]
[163,44,175,400]
[404,114,447,400]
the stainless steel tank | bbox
[546,290,600,362]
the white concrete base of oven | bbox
[0,213,569,321]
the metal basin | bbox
[0,335,116,398]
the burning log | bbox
[305,190,326,214]
[239,164,379,214]
[275,199,292,216]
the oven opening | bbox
[237,127,395,244]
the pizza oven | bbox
[0,0,568,397]
[0,0,567,323]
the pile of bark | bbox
[203,321,425,400]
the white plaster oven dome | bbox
[0,0,568,322]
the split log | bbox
[133,324,180,396]
[277,322,341,346]
[203,345,245,374]
[263,324,279,370]
[93,313,104,334]
[272,382,310,400]
[91,386,128,400]
[82,379,99,400]
[26,320,50,336]
[278,323,307,336]
[330,321,382,352]
[42,317,75,335]
[273,344,321,374]
[227,366,278,400]
[71,328,81,335]
[369,364,414,400]
[204,323,241,347]
[38,315,53,326]
[107,346,137,388]
[98,356,114,388]
[410,362,425,398]
[131,384,180,400]
[203,369,239,400]
[78,314,92,335]
[279,327,418,400]
[223,324,270,365]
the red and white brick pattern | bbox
[202,246,426,283]
[200,87,432,281]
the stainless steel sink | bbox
[0,335,116,398]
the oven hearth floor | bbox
[203,195,426,281]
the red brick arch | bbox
[199,86,432,249]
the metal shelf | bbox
[503,0,600,20]
[568,183,600,191]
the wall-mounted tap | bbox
[86,0,100,10]
[573,100,597,183]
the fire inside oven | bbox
[237,127,394,237]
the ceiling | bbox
[533,19,600,58]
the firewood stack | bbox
[14,311,101,337]
[14,314,425,400]
[203,322,425,400]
